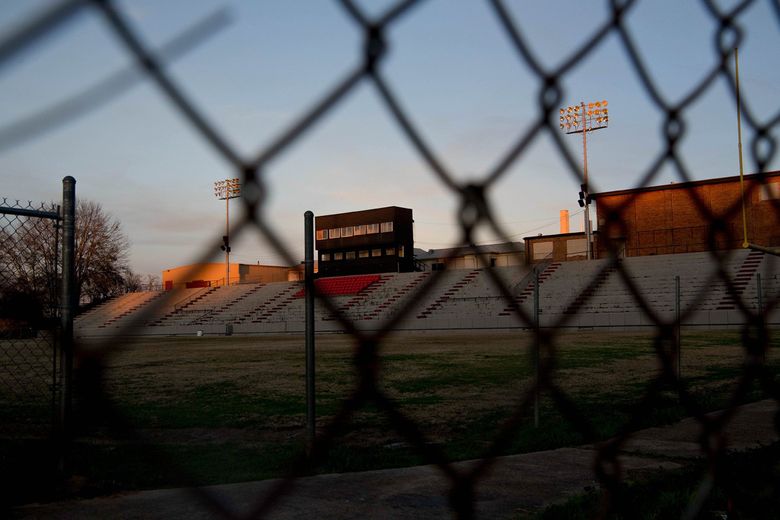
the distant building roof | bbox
[415,241,524,261]
[591,170,780,199]
[316,206,412,220]
[522,231,586,242]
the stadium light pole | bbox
[214,178,241,286]
[734,48,749,248]
[560,100,609,260]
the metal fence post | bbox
[757,273,764,364]
[59,176,76,474]
[675,275,681,381]
[533,267,540,428]
[304,211,315,456]
[51,206,61,433]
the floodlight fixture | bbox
[214,178,241,200]
[558,101,609,134]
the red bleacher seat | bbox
[293,274,380,298]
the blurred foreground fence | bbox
[2,0,779,519]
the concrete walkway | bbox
[12,400,778,519]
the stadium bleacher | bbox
[74,250,779,336]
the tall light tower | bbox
[560,100,609,260]
[214,178,241,286]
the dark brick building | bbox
[315,206,414,277]
[592,171,780,257]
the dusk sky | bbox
[2,0,778,278]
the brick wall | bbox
[594,172,780,257]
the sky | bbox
[1,0,778,278]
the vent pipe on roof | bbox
[560,210,570,234]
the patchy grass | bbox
[3,329,778,505]
[119,380,305,429]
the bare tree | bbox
[0,199,132,312]
[143,273,160,291]
[72,200,130,306]
[0,208,59,327]
[122,269,143,293]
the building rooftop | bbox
[591,170,780,199]
[316,206,412,220]
[415,241,524,261]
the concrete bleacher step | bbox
[251,285,301,323]
[231,284,290,324]
[150,287,217,326]
[99,291,163,328]
[498,263,560,317]
[417,270,478,319]
[194,283,266,325]
[562,263,617,314]
[716,250,764,310]
[359,272,429,321]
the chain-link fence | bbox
[0,180,75,511]
[2,0,780,518]
[0,199,61,436]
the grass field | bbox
[2,329,779,506]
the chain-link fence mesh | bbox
[0,199,60,435]
[2,0,780,518]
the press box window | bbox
[321,253,331,262]
[372,249,382,257]
[316,229,328,240]
[353,225,366,236]
[380,221,393,233]
[366,223,379,234]
[385,247,395,256]
[329,228,341,239]
[342,226,354,237]
[346,251,356,260]
[334,252,343,260]
[359,250,369,258]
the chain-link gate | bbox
[0,178,75,509]
[2,1,780,519]
[0,199,61,435]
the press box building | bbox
[315,206,414,277]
